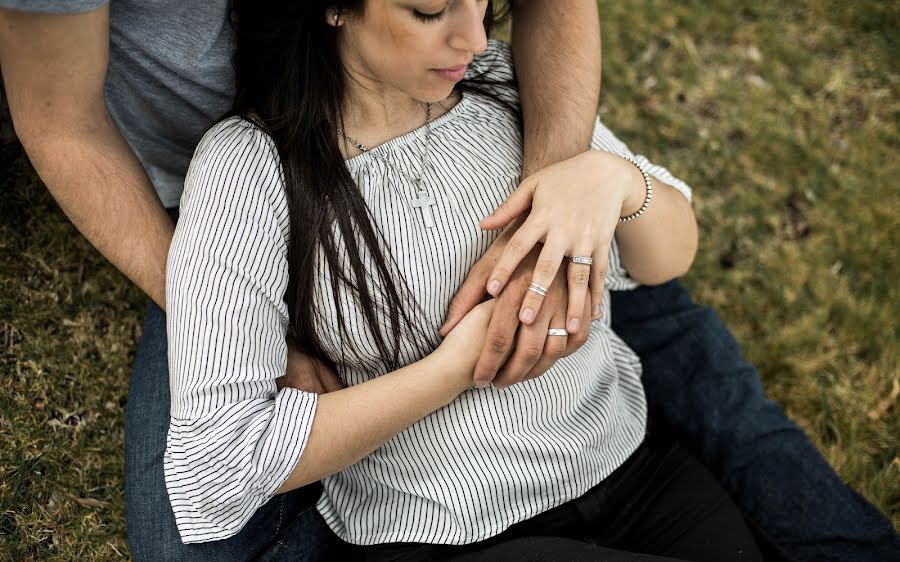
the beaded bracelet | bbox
[618,155,653,223]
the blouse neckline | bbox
[343,92,471,167]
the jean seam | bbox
[276,495,285,535]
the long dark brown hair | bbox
[228,1,512,371]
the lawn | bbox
[1,0,897,559]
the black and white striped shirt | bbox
[165,41,693,545]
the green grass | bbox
[1,1,898,559]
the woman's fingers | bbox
[565,248,592,333]
[589,244,610,319]
[479,177,536,231]
[442,215,528,336]
[486,221,545,297]
[517,235,568,324]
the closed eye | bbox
[413,8,446,22]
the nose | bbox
[448,0,488,55]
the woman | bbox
[164,1,761,560]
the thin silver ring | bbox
[570,255,593,266]
[547,328,568,336]
[528,282,548,297]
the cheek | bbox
[392,34,440,70]
[393,34,444,76]
[357,28,456,100]
[386,40,445,80]
[365,31,428,74]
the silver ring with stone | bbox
[570,256,593,265]
[547,328,568,336]
[528,282,548,297]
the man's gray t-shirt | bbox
[1,0,233,208]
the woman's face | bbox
[337,0,490,103]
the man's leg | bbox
[124,301,338,561]
[611,280,899,562]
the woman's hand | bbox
[439,225,592,389]
[479,150,642,333]
[436,298,510,389]
[276,338,344,394]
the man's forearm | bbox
[511,0,601,178]
[2,6,172,308]
[19,115,173,308]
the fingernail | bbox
[592,305,601,318]
[475,379,489,388]
[568,318,580,332]
[488,280,501,295]
[521,308,535,323]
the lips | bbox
[433,63,470,82]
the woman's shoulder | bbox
[192,115,278,169]
[182,115,285,211]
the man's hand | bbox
[276,339,344,394]
[439,219,592,388]
[490,257,592,388]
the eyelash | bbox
[413,8,446,22]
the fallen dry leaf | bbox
[867,378,899,421]
[74,497,107,509]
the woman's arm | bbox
[276,344,473,493]
[165,120,489,543]
[613,154,698,285]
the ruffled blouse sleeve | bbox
[164,118,317,544]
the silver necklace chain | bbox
[337,102,438,227]
[338,101,432,153]
[337,102,433,183]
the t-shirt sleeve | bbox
[590,117,694,292]
[164,118,318,544]
[0,0,107,13]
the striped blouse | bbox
[164,40,693,545]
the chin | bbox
[405,74,453,101]
[418,84,457,104]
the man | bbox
[0,1,896,560]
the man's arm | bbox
[440,0,603,387]
[512,0,601,178]
[0,6,172,307]
[1,6,343,394]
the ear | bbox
[325,8,343,27]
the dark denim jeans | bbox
[124,280,899,561]
[610,281,899,562]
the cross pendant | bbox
[410,188,436,228]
